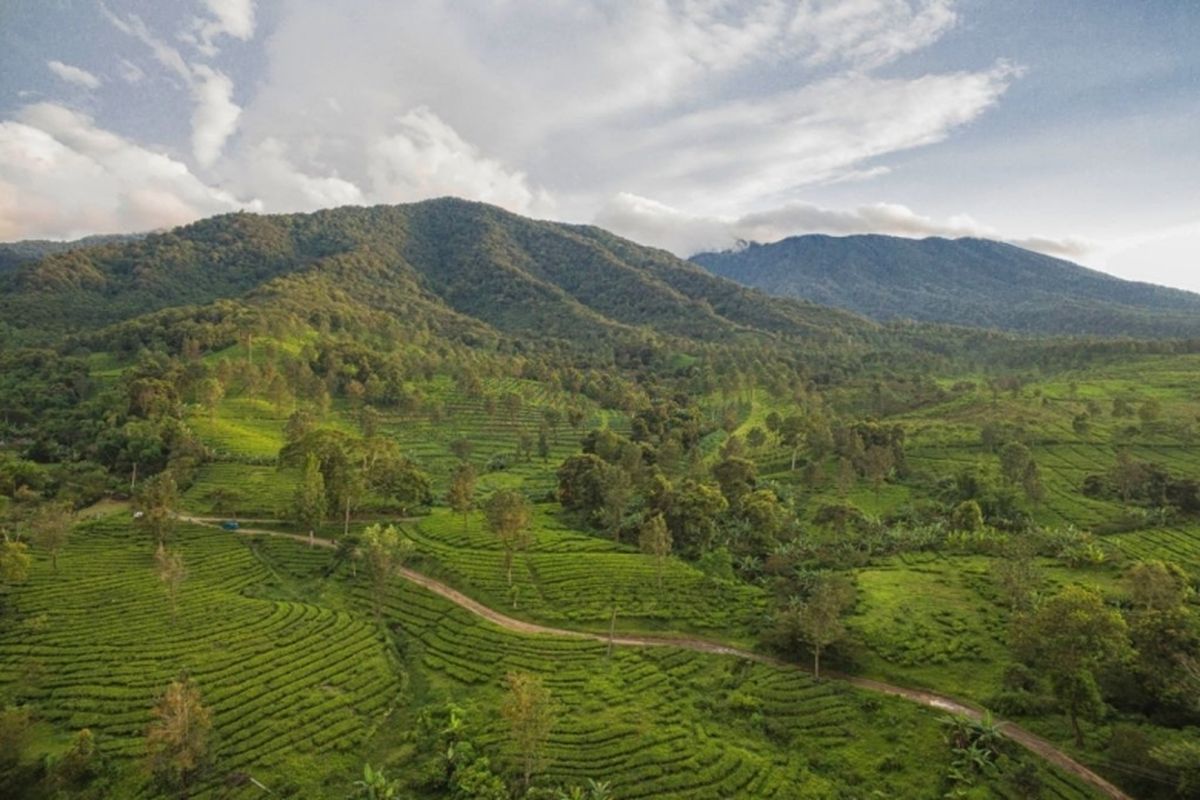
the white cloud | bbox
[594,192,1090,260]
[190,66,241,167]
[104,6,244,167]
[788,0,958,69]
[185,0,257,56]
[101,7,191,83]
[0,104,247,240]
[227,138,364,212]
[366,107,546,213]
[117,59,146,84]
[46,60,102,90]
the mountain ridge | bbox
[691,233,1200,338]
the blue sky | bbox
[1,1,1197,289]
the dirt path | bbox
[180,516,1131,800]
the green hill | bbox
[0,199,871,349]
[692,234,1200,338]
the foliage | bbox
[145,673,213,792]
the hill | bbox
[692,234,1200,338]
[0,199,871,350]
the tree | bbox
[360,523,414,618]
[30,503,71,572]
[284,408,317,444]
[362,441,431,515]
[638,512,672,592]
[1021,461,1045,506]
[195,377,224,418]
[485,490,532,587]
[992,538,1041,612]
[663,480,727,559]
[294,452,327,546]
[862,444,894,500]
[952,499,984,532]
[596,467,631,540]
[1126,561,1200,715]
[154,543,186,624]
[446,462,477,531]
[146,674,212,793]
[712,457,756,510]
[501,671,555,790]
[999,441,1033,486]
[788,574,855,679]
[1127,559,1193,611]
[135,472,178,547]
[0,535,31,587]
[1012,585,1130,745]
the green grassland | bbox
[1,513,1101,799]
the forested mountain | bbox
[0,199,871,350]
[0,233,143,275]
[692,234,1200,337]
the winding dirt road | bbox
[182,515,1131,800]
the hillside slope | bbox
[692,234,1200,338]
[0,199,872,349]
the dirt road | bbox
[180,515,1132,800]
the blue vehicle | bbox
[221,520,240,531]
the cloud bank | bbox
[4,0,1091,265]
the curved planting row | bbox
[0,518,400,792]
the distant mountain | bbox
[692,234,1200,338]
[0,199,871,350]
[0,233,144,274]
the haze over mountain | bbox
[692,234,1200,339]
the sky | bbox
[0,1,1197,289]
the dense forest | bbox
[1,200,1198,799]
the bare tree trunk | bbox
[607,607,617,658]
[813,645,821,680]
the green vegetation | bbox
[5,200,1200,797]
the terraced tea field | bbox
[405,507,766,637]
[0,517,399,797]
[1,512,1106,798]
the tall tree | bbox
[485,490,532,586]
[294,452,327,547]
[501,671,555,791]
[154,543,186,624]
[638,512,672,593]
[360,523,413,618]
[135,472,178,547]
[30,503,72,572]
[1012,585,1130,745]
[789,574,856,679]
[862,444,894,500]
[446,462,477,532]
[195,377,224,419]
[146,674,212,793]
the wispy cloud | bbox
[594,192,1091,259]
[46,60,102,90]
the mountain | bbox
[0,233,144,274]
[0,199,873,352]
[691,234,1200,338]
